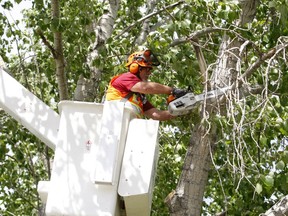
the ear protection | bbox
[129,62,139,74]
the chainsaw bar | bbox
[168,86,231,116]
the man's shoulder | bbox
[121,72,136,77]
[118,72,140,80]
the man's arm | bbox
[131,81,172,95]
[144,108,175,121]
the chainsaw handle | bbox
[172,88,188,98]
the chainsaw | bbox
[168,86,231,116]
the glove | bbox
[172,88,187,98]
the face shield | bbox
[142,50,160,66]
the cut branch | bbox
[190,38,207,84]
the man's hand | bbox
[172,88,187,98]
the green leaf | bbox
[268,1,277,8]
[2,1,13,9]
[263,35,269,43]
[260,136,267,145]
[264,175,274,188]
[276,160,285,171]
[282,151,288,163]
[255,183,262,194]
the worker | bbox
[105,50,187,121]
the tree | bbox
[165,1,288,215]
[0,0,288,215]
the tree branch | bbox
[135,0,158,45]
[239,0,260,26]
[235,42,288,89]
[115,0,186,39]
[190,38,207,84]
[36,29,57,59]
[171,27,224,47]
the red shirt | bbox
[111,72,154,112]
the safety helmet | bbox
[125,50,160,74]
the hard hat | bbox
[126,50,160,74]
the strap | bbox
[120,92,134,103]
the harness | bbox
[105,74,147,117]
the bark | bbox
[166,20,241,216]
[165,123,217,216]
[73,74,99,102]
[74,0,120,101]
[260,195,288,216]
[239,0,260,26]
[51,0,69,100]
[210,34,241,88]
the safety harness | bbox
[105,74,147,117]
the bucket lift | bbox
[0,67,160,216]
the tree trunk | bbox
[74,0,120,101]
[51,0,69,100]
[166,123,217,215]
[166,23,242,216]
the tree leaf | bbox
[276,160,285,171]
[255,183,263,194]
[264,175,274,188]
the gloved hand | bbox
[172,88,188,98]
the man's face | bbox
[139,67,153,81]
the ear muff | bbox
[129,62,139,74]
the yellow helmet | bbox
[125,50,160,74]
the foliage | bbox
[0,0,288,215]
[0,111,51,215]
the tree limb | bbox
[36,29,57,59]
[171,27,224,47]
[135,0,159,45]
[235,42,288,89]
[190,38,207,84]
[239,0,260,26]
[115,0,186,39]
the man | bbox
[106,50,187,121]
